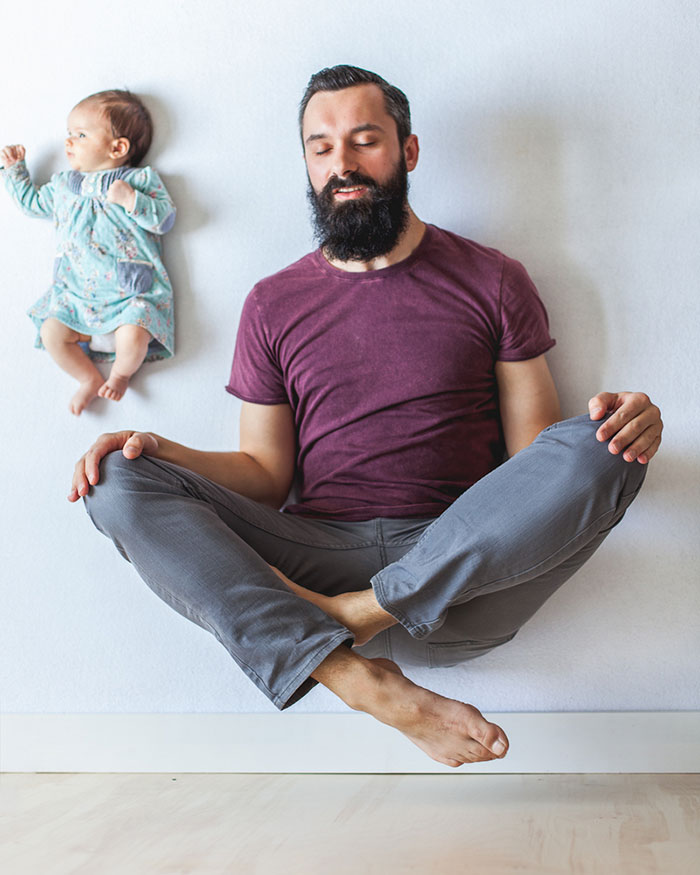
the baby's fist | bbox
[106,179,136,212]
[1,144,26,168]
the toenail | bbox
[493,740,506,755]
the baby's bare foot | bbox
[70,375,103,416]
[362,657,509,767]
[98,370,130,402]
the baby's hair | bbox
[81,89,153,167]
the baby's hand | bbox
[1,144,26,168]
[106,179,136,212]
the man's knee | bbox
[540,413,647,498]
[83,451,159,536]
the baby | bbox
[1,90,175,414]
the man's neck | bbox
[322,209,426,273]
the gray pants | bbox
[84,415,646,709]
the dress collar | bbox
[67,165,134,196]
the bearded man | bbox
[71,66,663,767]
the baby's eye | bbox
[78,133,87,138]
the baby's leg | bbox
[40,318,104,416]
[98,324,151,402]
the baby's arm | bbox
[106,167,175,235]
[106,179,137,212]
[1,146,56,218]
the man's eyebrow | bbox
[304,123,386,146]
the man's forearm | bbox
[147,434,289,507]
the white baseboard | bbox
[1,712,698,773]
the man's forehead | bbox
[302,84,390,134]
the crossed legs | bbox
[275,415,647,764]
[84,415,646,766]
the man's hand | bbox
[106,179,136,212]
[69,430,158,502]
[1,144,26,168]
[588,392,662,464]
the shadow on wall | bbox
[447,111,610,413]
[142,93,207,373]
[31,151,61,184]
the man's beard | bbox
[307,156,410,262]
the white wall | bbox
[1,0,698,722]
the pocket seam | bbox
[426,631,516,667]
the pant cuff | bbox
[371,569,434,640]
[273,630,355,710]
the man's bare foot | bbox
[313,649,509,767]
[270,567,396,645]
[383,666,509,766]
[98,370,130,402]
[70,374,104,416]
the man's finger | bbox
[595,401,641,442]
[605,406,660,456]
[70,464,90,499]
[122,443,142,458]
[588,392,616,420]
[123,435,144,458]
[605,412,653,453]
[85,452,102,485]
[637,435,662,464]
[68,467,87,500]
[621,425,659,462]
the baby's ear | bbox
[112,137,131,160]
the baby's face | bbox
[65,101,125,172]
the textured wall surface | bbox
[1,0,697,717]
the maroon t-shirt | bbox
[227,224,555,521]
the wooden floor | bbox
[2,773,698,874]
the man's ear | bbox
[111,137,130,160]
[404,133,419,172]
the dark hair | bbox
[299,65,411,144]
[82,89,153,166]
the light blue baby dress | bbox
[3,160,175,361]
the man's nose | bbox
[332,143,359,178]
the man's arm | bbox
[496,356,663,463]
[69,402,296,508]
[496,355,562,457]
